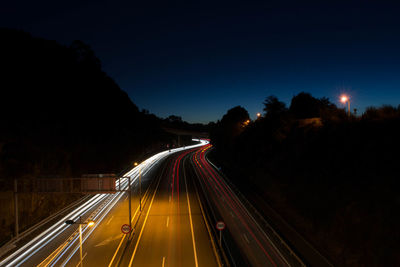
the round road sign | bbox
[121,224,132,234]
[216,221,225,231]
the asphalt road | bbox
[2,140,306,267]
[0,141,210,267]
[190,145,305,267]
[57,145,219,267]
[118,148,219,267]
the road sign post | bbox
[121,224,132,234]
[216,221,225,247]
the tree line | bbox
[210,92,400,266]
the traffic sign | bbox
[216,221,225,231]
[121,224,132,234]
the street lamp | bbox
[134,162,142,212]
[65,217,95,267]
[340,95,351,117]
[256,112,261,118]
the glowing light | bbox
[256,113,261,118]
[0,139,209,266]
[340,95,348,103]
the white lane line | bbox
[124,195,128,201]
[243,234,250,244]
[106,215,114,225]
[166,216,169,227]
[184,161,199,267]
[162,256,165,267]
[128,174,162,267]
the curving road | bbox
[190,144,305,267]
[0,140,210,267]
[1,140,304,267]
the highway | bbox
[117,148,219,267]
[0,140,210,267]
[0,140,304,267]
[190,145,305,267]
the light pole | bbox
[134,162,142,212]
[341,95,351,117]
[128,176,132,229]
[65,217,95,267]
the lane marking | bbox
[107,163,164,267]
[191,157,223,267]
[107,187,151,267]
[128,174,163,267]
[75,252,87,267]
[183,159,199,267]
[166,216,169,227]
[162,256,165,267]
[106,215,114,225]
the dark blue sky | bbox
[2,0,400,123]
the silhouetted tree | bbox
[319,97,346,121]
[211,92,400,266]
[263,95,288,118]
[289,92,321,118]
[211,106,249,155]
[362,105,399,120]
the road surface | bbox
[117,148,219,267]
[0,140,211,267]
[189,144,305,267]
[1,140,305,267]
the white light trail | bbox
[0,139,208,267]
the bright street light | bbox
[340,94,351,116]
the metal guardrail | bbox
[38,193,117,266]
[205,151,334,267]
[0,195,91,259]
[206,156,306,266]
[189,155,250,266]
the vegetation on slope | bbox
[210,92,400,266]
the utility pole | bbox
[347,100,351,117]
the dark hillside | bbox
[0,28,170,182]
[0,28,173,243]
[210,94,400,266]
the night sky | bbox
[2,0,400,123]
